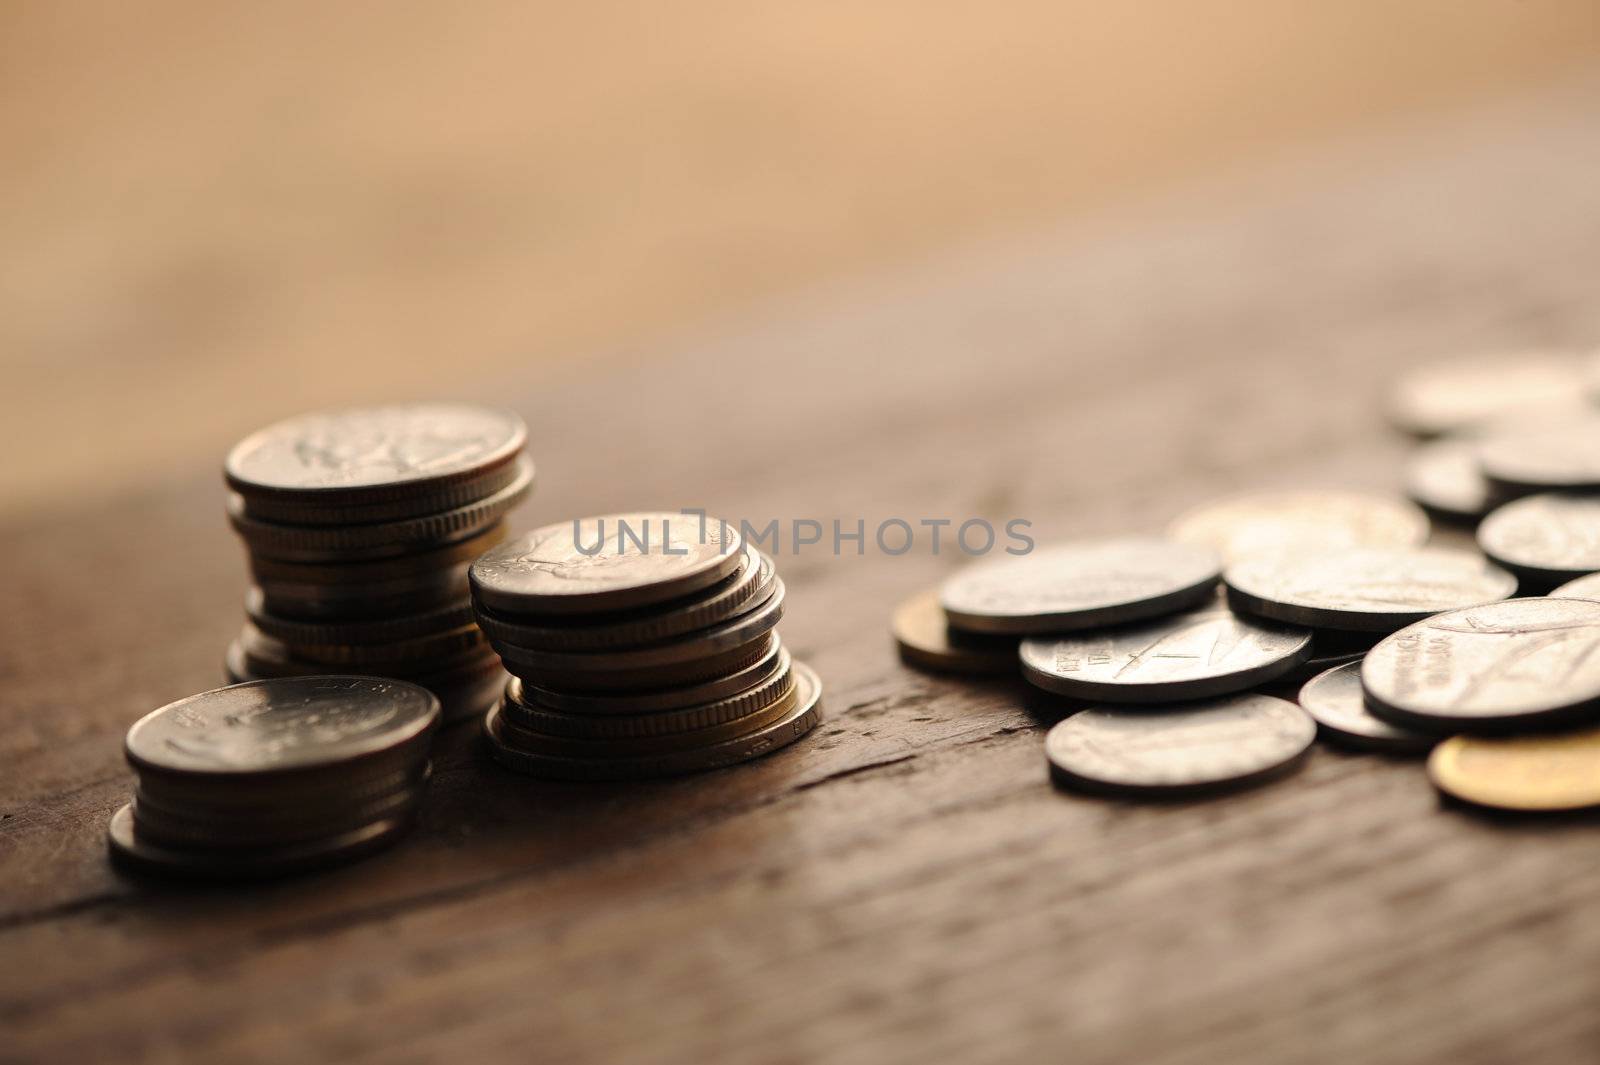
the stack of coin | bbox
[469,512,824,779]
[223,404,533,721]
[108,677,439,879]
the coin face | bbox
[1429,730,1600,811]
[471,512,742,615]
[1297,661,1435,753]
[1019,607,1309,702]
[1404,438,1491,521]
[892,589,1018,675]
[940,538,1221,635]
[1385,351,1590,437]
[1552,572,1600,600]
[125,677,440,777]
[1224,547,1517,633]
[1477,415,1600,493]
[1362,597,1600,731]
[1169,491,1429,563]
[1043,694,1315,797]
[225,404,527,499]
[1478,493,1600,584]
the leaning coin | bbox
[471,511,742,616]
[1404,438,1492,522]
[940,538,1220,636]
[1552,572,1600,600]
[1428,730,1600,812]
[1385,350,1590,437]
[1297,661,1435,753]
[1477,414,1600,495]
[1362,597,1600,732]
[892,589,1018,675]
[1224,546,1516,633]
[107,804,416,880]
[1170,490,1429,563]
[1044,694,1315,798]
[1020,606,1309,702]
[1478,493,1600,587]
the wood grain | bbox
[6,77,1600,1064]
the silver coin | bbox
[1552,572,1600,600]
[1019,606,1309,702]
[940,538,1220,635]
[1477,414,1600,494]
[1044,694,1315,797]
[1362,597,1600,731]
[225,404,527,503]
[1169,490,1429,563]
[1275,629,1378,686]
[515,635,787,714]
[1478,493,1600,586]
[1225,547,1517,633]
[1297,661,1435,753]
[125,677,440,780]
[1404,438,1492,521]
[471,511,742,616]
[1385,350,1591,437]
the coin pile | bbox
[223,404,533,722]
[108,677,439,879]
[470,512,823,779]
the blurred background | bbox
[5,1,1599,521]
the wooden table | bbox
[7,77,1600,1064]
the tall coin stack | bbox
[223,404,533,721]
[469,512,824,779]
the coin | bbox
[1224,547,1517,633]
[129,780,427,850]
[246,589,476,646]
[515,635,787,714]
[891,589,1018,675]
[1385,351,1590,437]
[1043,694,1315,797]
[1428,730,1600,811]
[1477,414,1600,494]
[1478,493,1600,586]
[471,511,742,616]
[1170,490,1429,563]
[505,634,774,693]
[1552,572,1600,600]
[1296,661,1435,753]
[1019,606,1309,702]
[251,563,473,620]
[225,404,527,506]
[1274,629,1378,686]
[940,538,1220,635]
[485,660,824,779]
[1362,597,1600,732]
[1404,438,1492,521]
[245,524,507,587]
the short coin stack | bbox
[223,404,533,722]
[108,677,439,879]
[470,512,823,779]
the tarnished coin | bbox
[246,588,476,646]
[516,635,787,714]
[1297,661,1435,753]
[1404,438,1492,521]
[1224,547,1516,633]
[1477,415,1600,494]
[1478,493,1600,586]
[1552,572,1600,600]
[1363,597,1600,732]
[1429,730,1600,811]
[1044,694,1315,798]
[125,676,440,780]
[504,634,774,694]
[225,404,527,505]
[1169,490,1429,563]
[892,589,1018,675]
[471,511,742,616]
[1019,607,1309,702]
[1385,350,1590,437]
[940,538,1220,635]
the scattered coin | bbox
[1297,661,1435,753]
[1362,597,1600,732]
[1404,438,1492,521]
[1019,606,1309,702]
[1224,546,1517,633]
[1476,415,1600,495]
[891,589,1018,676]
[1428,729,1600,811]
[1385,350,1591,438]
[1552,572,1600,600]
[1274,628,1379,687]
[940,538,1220,636]
[1044,694,1316,798]
[1169,490,1429,563]
[1477,493,1600,587]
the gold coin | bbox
[891,589,1017,675]
[1428,729,1600,811]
